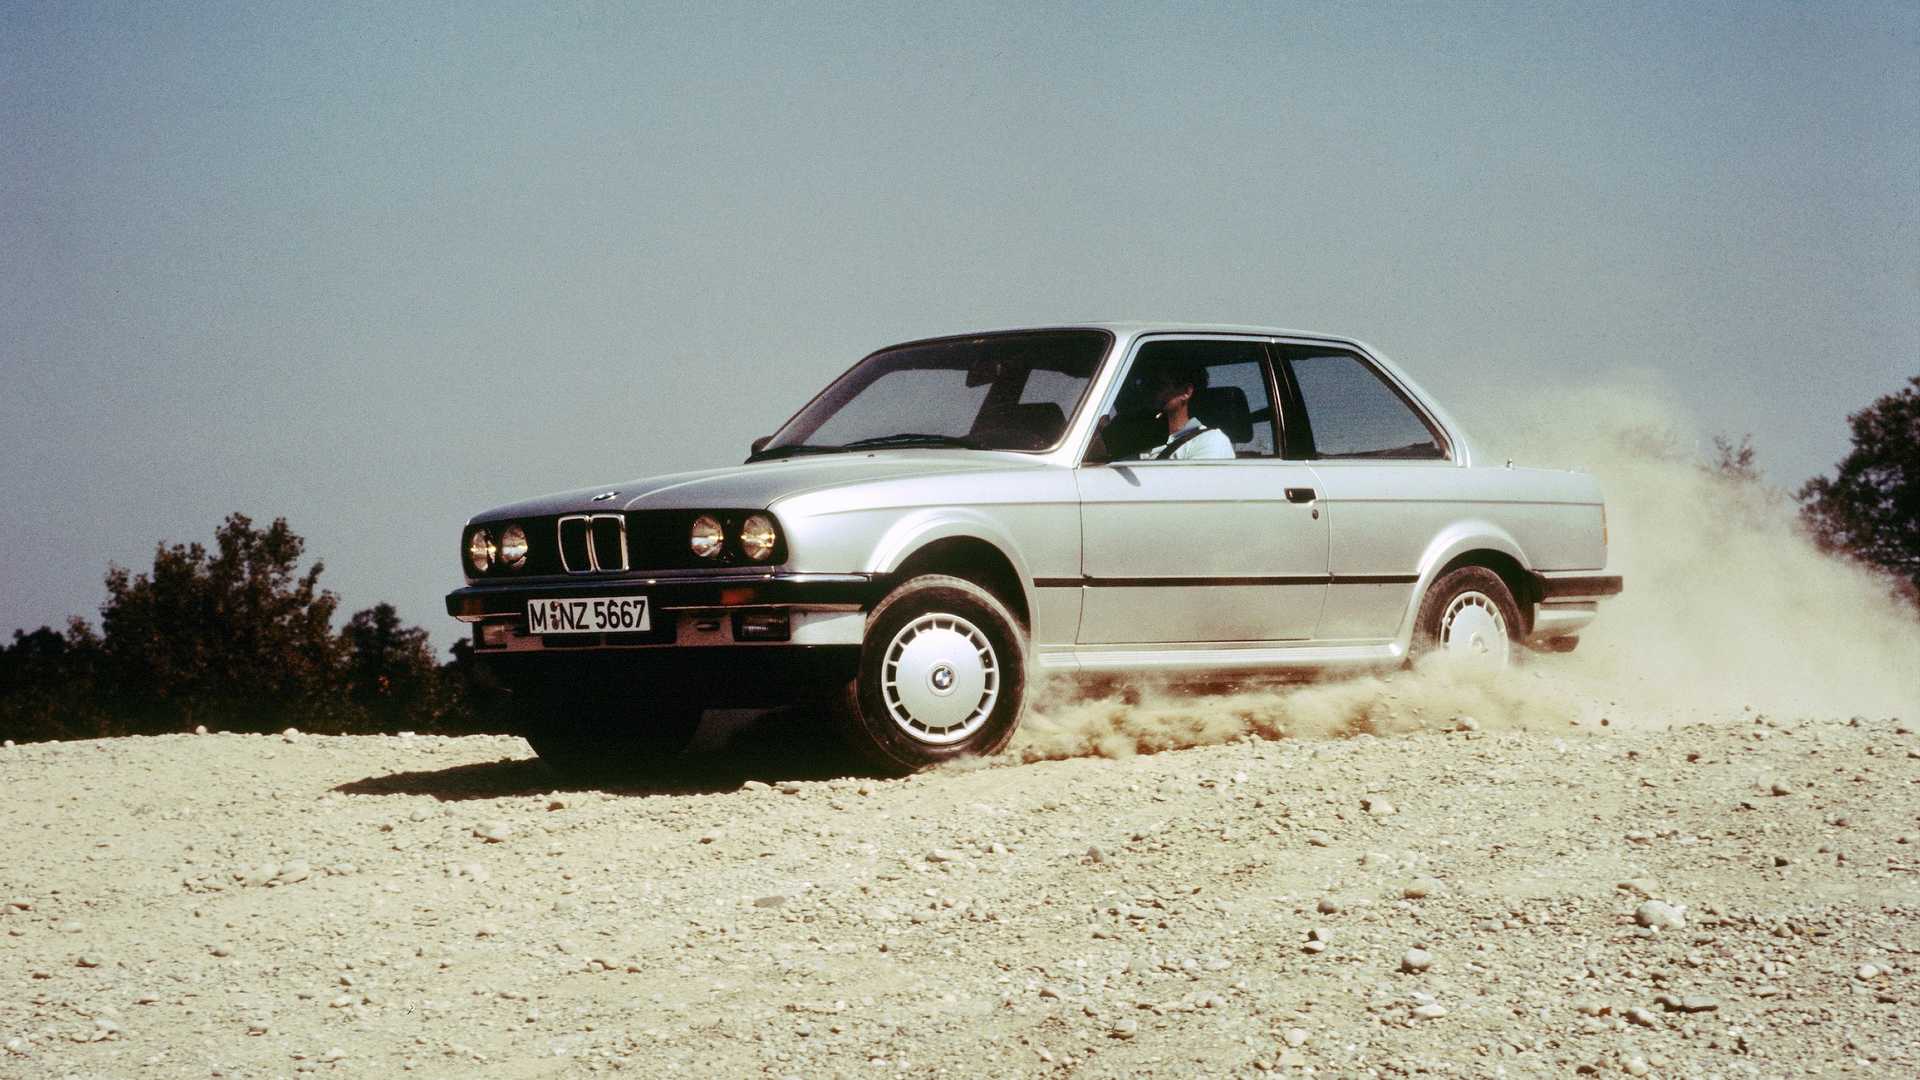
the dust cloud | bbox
[1010,380,1920,763]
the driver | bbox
[1140,358,1233,460]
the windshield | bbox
[754,330,1111,460]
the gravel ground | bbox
[1,706,1916,1078]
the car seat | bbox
[1191,386,1252,444]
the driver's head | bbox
[1147,356,1208,411]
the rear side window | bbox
[1282,347,1447,460]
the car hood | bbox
[468,452,1037,523]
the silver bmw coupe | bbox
[448,324,1621,776]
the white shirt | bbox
[1139,418,1235,461]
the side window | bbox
[1282,348,1447,460]
[1095,339,1280,460]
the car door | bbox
[1276,342,1456,641]
[1074,337,1329,645]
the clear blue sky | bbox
[3,1,1915,651]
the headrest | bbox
[969,401,1067,450]
[1192,385,1251,443]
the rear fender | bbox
[1393,522,1530,647]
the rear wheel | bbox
[831,574,1027,775]
[510,677,703,782]
[1413,566,1523,670]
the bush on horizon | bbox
[1797,376,1920,606]
[0,514,495,743]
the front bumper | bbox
[446,571,885,620]
[446,571,885,653]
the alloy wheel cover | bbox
[1440,590,1510,668]
[880,612,1000,745]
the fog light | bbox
[732,612,790,641]
[476,623,511,649]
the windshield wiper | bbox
[836,433,985,451]
[748,432,985,464]
[745,444,847,463]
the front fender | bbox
[866,510,1036,613]
[869,509,1034,578]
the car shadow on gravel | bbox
[333,708,877,801]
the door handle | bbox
[1285,487,1317,504]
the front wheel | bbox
[831,574,1028,775]
[1412,566,1524,670]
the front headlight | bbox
[689,515,725,559]
[467,528,496,573]
[498,524,529,569]
[740,514,778,561]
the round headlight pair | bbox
[467,524,529,574]
[688,513,779,562]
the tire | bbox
[831,574,1028,775]
[510,676,703,782]
[1412,565,1524,670]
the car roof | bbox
[884,322,1373,350]
[1079,321,1341,337]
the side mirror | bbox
[750,435,773,455]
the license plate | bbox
[526,596,650,635]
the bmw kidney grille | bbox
[557,514,628,574]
